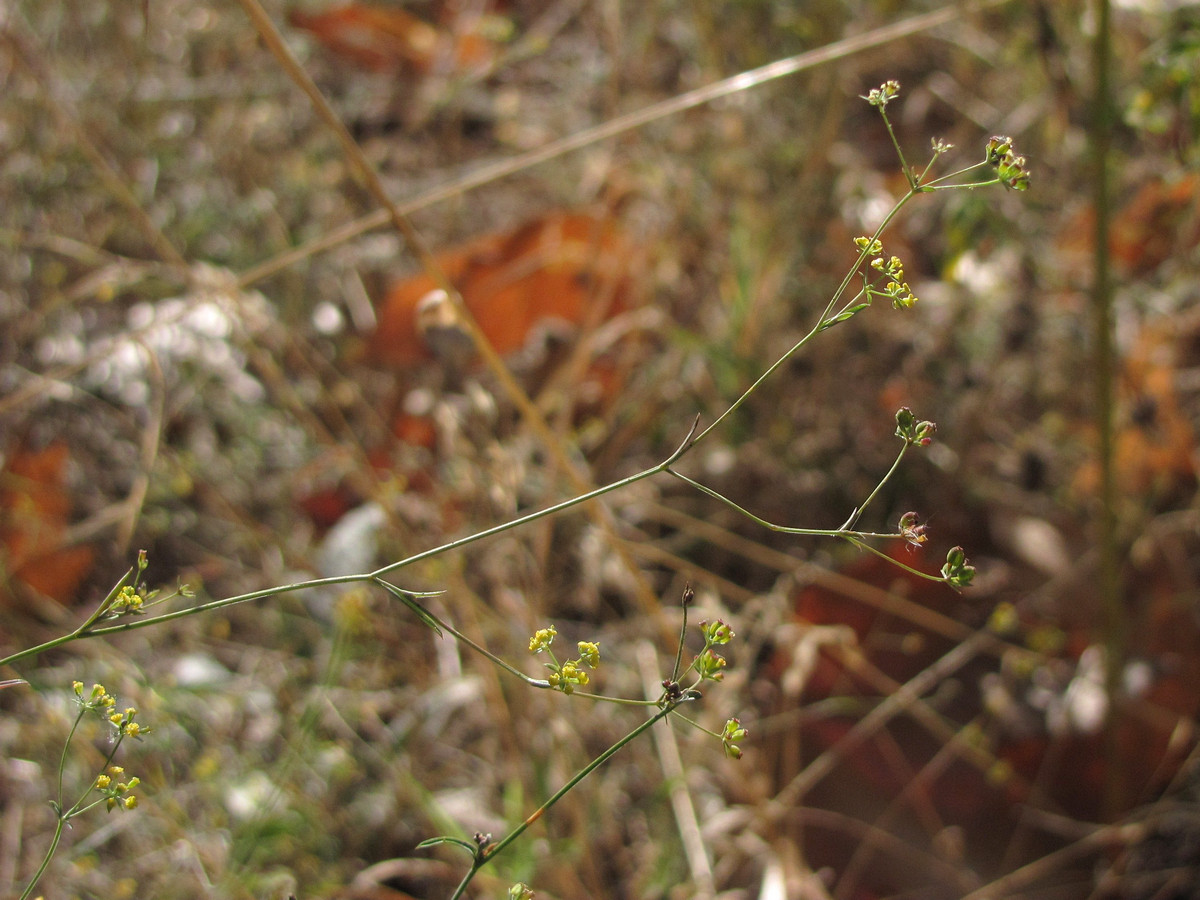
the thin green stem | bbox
[665,467,906,541]
[670,594,690,684]
[448,703,679,899]
[23,725,125,899]
[2,420,700,672]
[920,159,991,188]
[921,179,1000,192]
[0,572,376,668]
[691,190,915,447]
[880,110,916,188]
[840,536,949,585]
[668,710,721,740]
[18,815,66,900]
[56,710,84,803]
[570,690,659,706]
[842,443,909,530]
[1090,0,1123,818]
[375,578,552,686]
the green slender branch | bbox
[691,191,914,447]
[842,442,909,530]
[882,111,916,188]
[55,710,84,803]
[18,817,67,900]
[442,702,679,900]
[840,537,954,586]
[0,572,375,669]
[665,469,902,541]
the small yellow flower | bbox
[528,626,557,653]
[577,641,600,668]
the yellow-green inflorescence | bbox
[72,681,150,811]
[528,627,602,695]
[855,236,918,310]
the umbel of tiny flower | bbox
[529,626,601,695]
[548,661,588,694]
[577,640,601,668]
[985,135,1030,191]
[95,765,141,812]
[73,681,152,741]
[108,706,150,739]
[108,584,144,616]
[855,237,918,309]
[894,407,936,446]
[941,545,976,589]
[73,681,116,711]
[508,883,535,900]
[862,79,901,108]
[700,619,734,645]
[721,718,748,760]
[696,648,727,682]
[528,626,556,653]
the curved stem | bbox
[18,815,66,900]
[692,189,916,447]
[840,536,949,585]
[56,710,84,803]
[448,702,679,899]
[841,443,909,531]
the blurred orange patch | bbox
[0,443,95,607]
[289,3,495,75]
[367,211,635,369]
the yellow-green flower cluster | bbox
[528,626,557,653]
[548,660,589,694]
[528,627,601,695]
[699,619,734,646]
[854,237,917,310]
[696,649,727,682]
[108,585,144,616]
[73,681,116,712]
[508,884,535,900]
[861,80,901,109]
[940,545,976,590]
[109,706,148,738]
[72,682,151,738]
[95,765,140,812]
[577,641,600,668]
[985,135,1030,191]
[721,718,748,760]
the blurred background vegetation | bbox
[2,1,1199,897]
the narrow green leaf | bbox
[374,579,444,636]
[818,302,870,332]
[416,836,477,855]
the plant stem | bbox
[18,815,66,900]
[842,443,909,530]
[448,703,679,899]
[692,191,916,447]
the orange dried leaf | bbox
[368,212,635,369]
[0,443,95,606]
[289,3,494,74]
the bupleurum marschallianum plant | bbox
[2,81,1027,897]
